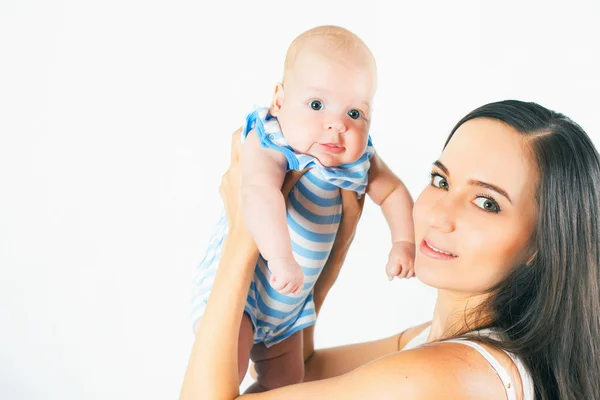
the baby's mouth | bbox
[319,143,345,154]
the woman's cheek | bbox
[467,224,521,285]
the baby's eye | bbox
[309,100,323,110]
[347,109,361,120]
[430,173,449,190]
[473,196,501,213]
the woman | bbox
[181,100,600,399]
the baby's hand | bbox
[386,241,416,280]
[268,256,305,295]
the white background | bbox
[1,0,599,398]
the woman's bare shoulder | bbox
[367,340,508,399]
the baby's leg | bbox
[244,331,304,393]
[237,312,255,383]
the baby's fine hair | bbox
[283,25,375,81]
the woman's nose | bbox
[427,196,456,233]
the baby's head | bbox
[270,26,377,167]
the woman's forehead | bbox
[440,118,539,205]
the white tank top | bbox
[403,326,535,400]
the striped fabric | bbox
[191,107,374,347]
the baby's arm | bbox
[241,129,304,294]
[367,152,416,279]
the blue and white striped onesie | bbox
[191,107,374,347]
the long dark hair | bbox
[446,100,600,400]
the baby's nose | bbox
[325,121,346,132]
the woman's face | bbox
[413,118,539,294]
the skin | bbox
[234,38,415,392]
[272,48,376,168]
[181,117,540,399]
[242,41,414,295]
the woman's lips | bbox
[319,143,345,154]
[419,239,458,260]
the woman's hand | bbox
[219,128,304,244]
[181,128,309,400]
[219,128,249,239]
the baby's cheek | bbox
[284,127,313,153]
[345,141,368,163]
[351,152,364,164]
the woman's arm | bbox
[242,344,507,399]
[303,332,402,381]
[303,322,430,381]
[180,128,305,399]
[180,129,260,399]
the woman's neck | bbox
[427,289,492,342]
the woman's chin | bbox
[413,260,455,290]
[413,265,437,288]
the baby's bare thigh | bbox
[250,331,304,389]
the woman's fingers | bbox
[282,169,306,197]
[339,188,361,218]
[219,129,245,222]
[229,128,243,164]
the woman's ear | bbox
[270,83,284,116]
[525,250,538,267]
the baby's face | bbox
[271,50,376,167]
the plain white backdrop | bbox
[1,0,599,398]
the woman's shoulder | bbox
[393,322,521,398]
[377,328,512,399]
[390,338,510,399]
[307,333,511,399]
[397,322,527,399]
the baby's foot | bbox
[268,256,304,295]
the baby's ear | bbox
[270,83,285,116]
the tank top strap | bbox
[504,350,535,399]
[401,325,534,399]
[443,338,517,400]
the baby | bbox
[191,26,415,393]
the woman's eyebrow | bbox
[433,160,449,175]
[433,160,512,204]
[469,180,513,204]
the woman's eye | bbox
[431,174,449,190]
[309,100,323,110]
[473,196,501,213]
[347,109,361,120]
